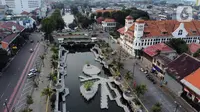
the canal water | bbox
[64,47,124,112]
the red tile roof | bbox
[126,15,133,20]
[143,43,174,57]
[188,43,200,54]
[21,11,29,15]
[166,53,200,80]
[2,33,19,44]
[103,18,115,22]
[118,20,200,38]
[95,9,118,13]
[117,27,125,34]
[0,22,25,32]
[181,68,200,95]
[96,17,104,24]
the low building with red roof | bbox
[96,17,104,24]
[142,43,177,77]
[21,11,30,15]
[181,68,200,103]
[102,18,116,32]
[164,53,200,96]
[188,43,200,55]
[117,15,200,57]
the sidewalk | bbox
[30,47,53,112]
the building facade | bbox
[0,0,41,14]
[102,18,116,32]
[118,16,200,56]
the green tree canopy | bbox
[135,84,147,97]
[102,11,111,18]
[167,38,188,54]
[151,103,162,112]
[84,81,94,91]
[41,17,55,41]
[96,12,102,18]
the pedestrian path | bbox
[29,48,53,112]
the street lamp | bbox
[3,99,9,112]
[174,101,181,112]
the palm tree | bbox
[135,84,147,97]
[41,86,53,98]
[151,102,162,112]
[51,54,58,61]
[40,55,45,67]
[125,71,132,81]
[26,95,33,105]
[51,46,58,54]
[21,108,33,112]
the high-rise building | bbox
[0,0,41,14]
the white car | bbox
[30,68,37,73]
[28,72,36,78]
[140,68,144,72]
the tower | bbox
[133,18,145,50]
[125,15,134,32]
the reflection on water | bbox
[64,46,124,112]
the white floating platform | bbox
[80,82,99,101]
[82,64,101,76]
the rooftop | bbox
[103,18,115,22]
[143,43,175,57]
[0,22,25,32]
[95,9,118,13]
[118,20,200,38]
[2,33,19,44]
[181,68,200,96]
[188,43,200,54]
[166,53,200,80]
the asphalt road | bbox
[0,32,43,111]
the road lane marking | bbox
[1,93,4,98]
[10,43,41,110]
[22,85,32,93]
[4,43,40,112]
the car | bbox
[30,40,34,43]
[30,68,37,73]
[30,48,34,53]
[27,72,36,78]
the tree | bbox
[21,108,33,112]
[40,55,45,67]
[41,18,55,42]
[96,12,102,18]
[102,11,111,18]
[151,103,162,112]
[41,86,53,97]
[51,46,59,54]
[26,95,33,105]
[51,9,66,30]
[51,54,58,61]
[125,71,132,81]
[135,84,147,97]
[90,13,96,19]
[84,81,94,91]
[0,48,9,69]
[167,38,188,54]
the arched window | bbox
[178,30,183,35]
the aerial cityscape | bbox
[0,0,199,112]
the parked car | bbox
[27,72,36,78]
[30,40,34,43]
[30,68,37,73]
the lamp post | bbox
[174,101,181,112]
[3,99,9,112]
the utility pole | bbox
[3,99,9,112]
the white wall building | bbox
[0,0,41,14]
[117,16,200,56]
[102,18,116,32]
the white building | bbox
[0,0,41,14]
[102,18,116,32]
[117,16,200,56]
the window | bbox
[178,30,183,35]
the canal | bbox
[64,46,124,112]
